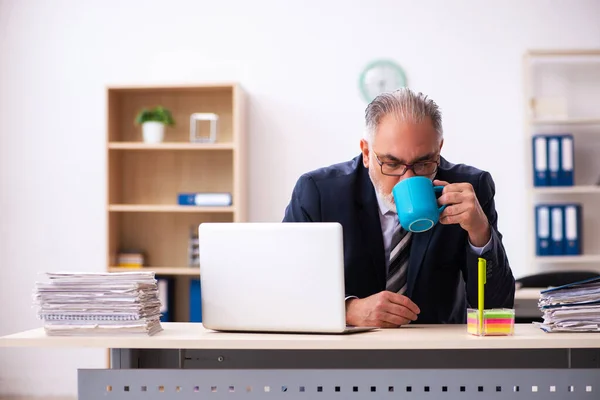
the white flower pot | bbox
[142,122,165,143]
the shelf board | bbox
[530,118,600,125]
[107,82,238,92]
[534,255,600,264]
[108,266,200,276]
[526,49,600,57]
[108,204,235,213]
[533,185,600,194]
[108,142,234,150]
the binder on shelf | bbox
[178,193,232,207]
[550,205,564,255]
[189,279,202,322]
[564,203,582,255]
[547,136,561,187]
[559,134,574,186]
[157,278,174,322]
[535,205,551,256]
[532,135,548,187]
[532,134,574,187]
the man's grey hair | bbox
[364,88,443,144]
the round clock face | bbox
[359,60,407,102]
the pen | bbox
[478,257,486,333]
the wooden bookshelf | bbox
[106,83,246,323]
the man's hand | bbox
[345,291,420,328]
[434,179,491,247]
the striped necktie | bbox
[386,225,412,295]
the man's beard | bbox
[368,165,397,213]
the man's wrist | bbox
[345,296,358,310]
[469,221,491,247]
[345,297,359,325]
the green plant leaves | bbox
[135,106,175,126]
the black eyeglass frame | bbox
[373,152,440,177]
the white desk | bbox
[2,323,600,399]
[1,322,598,350]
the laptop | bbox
[198,222,375,334]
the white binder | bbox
[548,137,560,186]
[533,135,548,186]
[550,205,564,255]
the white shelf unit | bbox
[530,118,600,126]
[534,255,600,264]
[523,49,600,276]
[532,186,600,195]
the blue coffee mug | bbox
[392,176,447,232]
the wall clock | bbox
[359,59,407,102]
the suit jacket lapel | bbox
[356,159,386,289]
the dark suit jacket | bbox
[282,154,515,324]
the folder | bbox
[157,278,174,322]
[532,135,549,187]
[559,134,574,186]
[535,205,551,256]
[564,203,582,255]
[189,279,202,322]
[550,205,564,255]
[539,276,600,332]
[547,136,561,186]
[178,192,232,206]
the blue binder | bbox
[563,203,582,255]
[157,278,174,322]
[535,205,551,256]
[550,205,564,255]
[547,136,561,186]
[178,193,232,206]
[189,279,202,322]
[559,134,574,186]
[532,135,549,187]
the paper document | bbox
[33,271,163,336]
[536,276,600,333]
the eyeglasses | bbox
[373,153,439,177]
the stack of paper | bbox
[537,276,600,333]
[33,271,163,336]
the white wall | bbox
[1,0,599,396]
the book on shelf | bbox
[178,192,232,206]
[116,250,145,268]
[190,279,202,322]
[188,226,200,267]
[157,277,174,322]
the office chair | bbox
[515,270,600,289]
[514,270,600,324]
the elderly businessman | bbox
[283,87,515,327]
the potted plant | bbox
[135,106,175,143]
